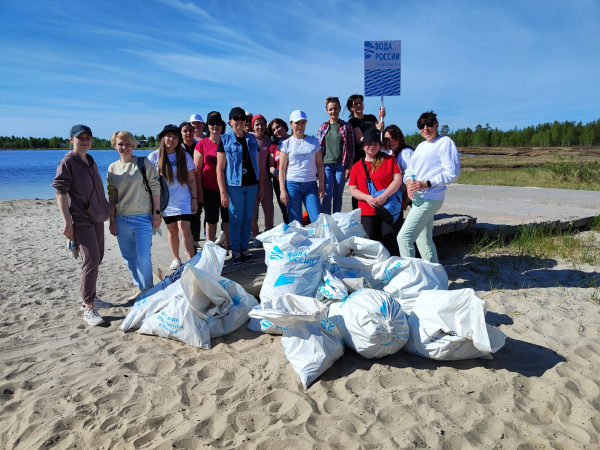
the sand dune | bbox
[1,199,599,449]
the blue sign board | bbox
[364,40,401,97]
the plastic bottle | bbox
[67,238,79,259]
[411,174,423,207]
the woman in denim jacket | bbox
[217,107,261,265]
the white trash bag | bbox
[403,288,506,360]
[248,294,329,335]
[304,213,342,241]
[257,221,308,266]
[138,266,235,348]
[329,288,409,359]
[379,257,448,314]
[332,236,390,261]
[281,318,345,388]
[203,279,258,338]
[260,233,329,302]
[120,242,226,331]
[316,264,349,304]
[331,209,368,240]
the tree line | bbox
[403,119,600,148]
[0,135,155,150]
[1,119,599,149]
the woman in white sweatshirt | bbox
[397,111,460,263]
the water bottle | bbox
[411,174,423,207]
[67,238,79,259]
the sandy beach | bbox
[1,198,599,449]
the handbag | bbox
[361,159,402,225]
[137,157,169,212]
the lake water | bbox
[0,149,156,201]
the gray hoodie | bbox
[52,151,110,224]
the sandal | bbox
[169,259,182,270]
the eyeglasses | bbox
[245,117,252,122]
[232,115,245,121]
[418,121,437,130]
[352,101,363,107]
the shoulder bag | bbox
[361,158,402,225]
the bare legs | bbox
[166,220,195,261]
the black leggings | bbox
[361,214,402,257]
[272,178,289,224]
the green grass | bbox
[469,221,600,267]
[459,153,600,190]
[458,166,600,190]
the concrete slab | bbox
[441,184,600,235]
[149,184,599,290]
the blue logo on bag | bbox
[380,302,388,318]
[270,246,284,260]
[274,274,295,286]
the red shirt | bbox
[349,154,400,216]
[195,138,219,190]
[269,142,283,177]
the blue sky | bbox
[1,0,599,140]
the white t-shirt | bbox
[280,135,321,182]
[148,150,196,216]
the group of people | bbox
[53,95,460,326]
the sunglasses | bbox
[208,121,222,126]
[232,115,245,121]
[418,121,437,130]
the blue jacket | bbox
[220,131,260,186]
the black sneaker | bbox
[241,250,254,263]
[232,251,243,265]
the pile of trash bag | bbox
[120,242,257,349]
[121,211,506,388]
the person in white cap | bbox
[189,114,205,142]
[278,110,325,224]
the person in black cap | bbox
[148,124,198,270]
[194,111,230,250]
[348,126,403,256]
[52,124,111,326]
[216,107,261,265]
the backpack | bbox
[136,156,169,212]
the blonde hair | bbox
[110,131,138,148]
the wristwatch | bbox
[154,210,161,215]
[426,180,432,188]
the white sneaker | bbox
[169,259,182,270]
[80,296,113,311]
[83,308,105,326]
[215,230,225,246]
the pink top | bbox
[195,138,219,190]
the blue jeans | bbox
[322,162,346,214]
[115,214,154,291]
[227,184,258,252]
[397,198,444,263]
[286,181,322,224]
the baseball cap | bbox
[229,107,246,120]
[289,110,308,123]
[189,113,204,123]
[206,111,223,124]
[70,124,93,137]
